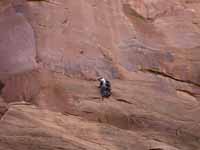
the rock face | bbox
[0,73,200,150]
[9,0,200,83]
[0,0,37,76]
[0,0,200,150]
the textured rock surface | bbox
[0,0,199,82]
[0,0,200,150]
[14,0,200,83]
[0,104,150,150]
[0,0,37,76]
[0,71,199,150]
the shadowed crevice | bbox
[176,89,197,98]
[140,68,200,87]
[116,98,133,104]
[122,3,147,23]
[0,81,5,95]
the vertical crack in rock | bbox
[0,81,5,95]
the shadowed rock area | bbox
[0,0,200,150]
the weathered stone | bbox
[0,2,37,77]
[0,0,199,150]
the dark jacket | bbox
[99,80,111,98]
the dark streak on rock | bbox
[140,68,200,87]
[63,111,80,117]
[38,24,47,28]
[116,98,133,104]
[62,19,68,24]
[176,89,197,98]
[82,111,93,114]
[0,81,5,95]
[91,96,101,99]
[122,3,149,23]
[0,105,8,120]
[27,0,60,6]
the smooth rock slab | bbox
[0,6,37,76]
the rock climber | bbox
[97,77,112,100]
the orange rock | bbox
[0,0,199,149]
